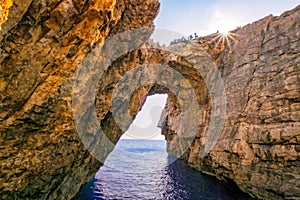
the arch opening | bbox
[122,94,168,140]
[73,92,247,200]
[72,42,228,198]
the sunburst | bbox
[211,30,238,50]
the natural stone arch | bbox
[72,28,227,166]
[0,0,299,198]
[94,47,212,160]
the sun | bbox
[218,20,235,36]
[219,28,230,36]
[207,18,239,50]
[210,29,238,50]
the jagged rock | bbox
[0,0,159,199]
[170,6,300,199]
[0,0,299,199]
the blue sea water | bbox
[73,139,253,200]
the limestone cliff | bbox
[163,6,300,199]
[0,0,159,199]
[0,0,299,200]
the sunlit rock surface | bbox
[0,0,159,199]
[164,6,300,199]
[0,0,299,199]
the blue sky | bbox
[153,0,300,44]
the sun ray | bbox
[209,30,238,51]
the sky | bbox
[122,94,168,140]
[122,1,300,140]
[152,0,300,44]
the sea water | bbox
[73,139,253,200]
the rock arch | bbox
[0,0,299,199]
[72,40,223,166]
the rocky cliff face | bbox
[163,6,300,199]
[0,0,159,199]
[0,1,299,200]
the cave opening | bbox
[73,92,249,200]
[74,94,174,199]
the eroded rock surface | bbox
[163,6,300,199]
[0,0,159,199]
[0,0,299,199]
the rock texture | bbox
[163,6,300,200]
[0,0,159,199]
[0,0,12,28]
[0,0,299,199]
